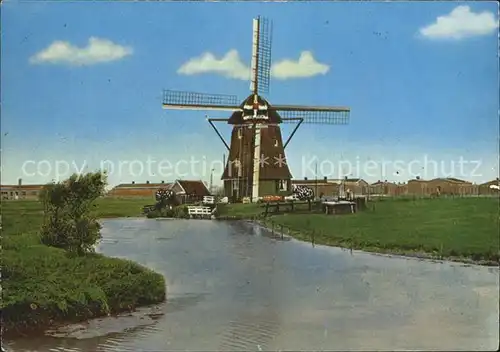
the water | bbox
[5,218,499,351]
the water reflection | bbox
[5,218,499,351]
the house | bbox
[107,181,172,198]
[291,177,340,197]
[0,179,45,200]
[407,178,429,195]
[478,178,500,195]
[370,180,400,196]
[407,177,473,196]
[291,177,370,197]
[340,178,370,196]
[428,178,473,195]
[168,180,211,204]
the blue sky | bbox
[1,1,499,187]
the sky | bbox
[1,1,499,187]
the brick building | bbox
[0,179,44,200]
[107,181,172,198]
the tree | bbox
[39,171,107,255]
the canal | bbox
[5,218,499,351]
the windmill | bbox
[162,16,350,202]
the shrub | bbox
[39,172,107,256]
[173,205,189,218]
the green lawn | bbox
[216,201,315,218]
[2,197,166,336]
[94,197,153,217]
[264,197,499,263]
[217,202,263,218]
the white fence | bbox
[187,206,213,216]
[203,196,215,204]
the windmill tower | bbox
[162,16,350,202]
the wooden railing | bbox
[203,196,215,204]
[187,206,213,216]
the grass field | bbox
[2,197,165,336]
[93,196,153,217]
[217,197,499,264]
[265,197,499,264]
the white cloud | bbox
[177,49,250,80]
[271,51,329,79]
[29,37,133,66]
[177,49,329,80]
[419,6,499,40]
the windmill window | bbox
[237,128,242,139]
[274,139,278,147]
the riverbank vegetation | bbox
[219,197,499,265]
[2,173,166,336]
[145,205,189,219]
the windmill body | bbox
[162,17,350,202]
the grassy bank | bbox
[2,197,166,336]
[219,197,499,265]
[94,196,153,217]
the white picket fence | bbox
[187,206,213,217]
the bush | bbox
[145,206,188,219]
[173,205,189,218]
[39,172,107,255]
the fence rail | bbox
[187,206,213,216]
[203,196,215,205]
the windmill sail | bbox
[162,90,241,111]
[273,104,350,124]
[249,16,272,95]
[250,18,259,94]
[256,17,272,95]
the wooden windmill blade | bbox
[162,90,242,111]
[250,16,273,95]
[273,105,350,125]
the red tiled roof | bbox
[175,180,210,196]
